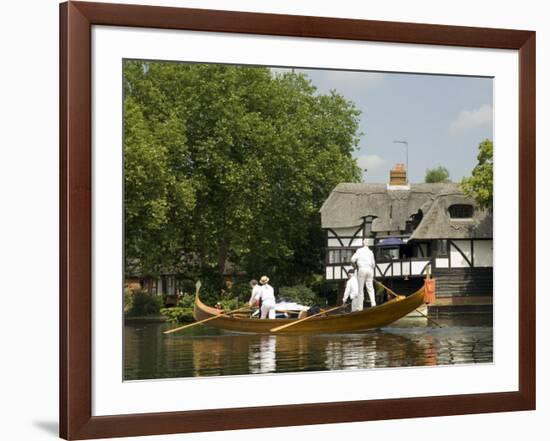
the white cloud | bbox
[449,104,493,133]
[355,154,388,173]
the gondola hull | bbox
[194,287,426,334]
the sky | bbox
[273,67,493,184]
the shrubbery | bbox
[217,298,244,310]
[278,285,319,305]
[176,293,195,308]
[160,307,194,323]
[124,288,134,312]
[159,292,197,323]
[225,281,254,303]
[126,290,164,317]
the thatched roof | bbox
[320,182,492,239]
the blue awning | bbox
[376,237,406,247]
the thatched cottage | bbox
[320,165,493,305]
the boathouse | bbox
[320,164,493,309]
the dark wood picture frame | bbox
[60,1,536,439]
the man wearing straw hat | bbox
[259,275,276,319]
[350,238,377,310]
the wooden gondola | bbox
[193,284,426,334]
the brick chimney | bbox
[389,163,407,185]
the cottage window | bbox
[328,248,354,264]
[379,247,399,261]
[449,204,474,219]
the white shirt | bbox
[260,283,275,302]
[248,284,263,306]
[351,246,376,269]
[342,275,359,302]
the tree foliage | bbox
[460,139,493,209]
[124,61,362,284]
[424,166,451,183]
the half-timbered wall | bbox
[450,239,473,268]
[435,239,493,269]
[325,226,432,281]
[325,226,493,281]
[327,226,364,248]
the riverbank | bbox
[124,315,167,323]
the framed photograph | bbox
[60,1,536,439]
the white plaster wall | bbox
[450,239,472,268]
[474,240,493,267]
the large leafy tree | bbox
[124,61,362,284]
[425,166,451,183]
[460,139,493,209]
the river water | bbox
[124,314,492,380]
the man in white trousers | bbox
[248,279,263,318]
[258,275,276,319]
[350,238,376,310]
[342,269,361,312]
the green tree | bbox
[124,96,196,276]
[460,139,493,209]
[124,61,362,284]
[425,166,451,183]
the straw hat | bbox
[260,275,270,284]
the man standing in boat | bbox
[259,275,276,319]
[350,238,376,309]
[342,268,361,312]
[248,279,262,312]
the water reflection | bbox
[249,336,277,374]
[124,315,493,380]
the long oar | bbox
[374,279,443,328]
[270,304,347,333]
[164,305,251,334]
[374,279,405,300]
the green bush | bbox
[228,281,254,303]
[160,307,194,323]
[127,290,163,316]
[317,281,338,306]
[218,298,243,310]
[278,285,319,305]
[177,293,195,308]
[197,274,224,302]
[124,288,133,311]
